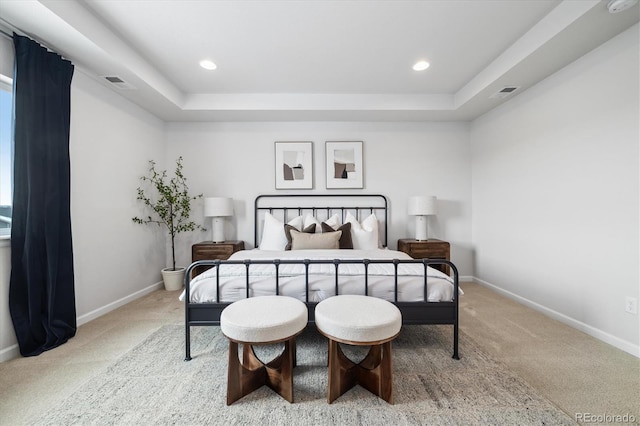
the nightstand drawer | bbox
[397,239,450,275]
[193,245,236,260]
[191,241,244,277]
[405,245,449,259]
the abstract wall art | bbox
[274,141,313,189]
[325,141,363,189]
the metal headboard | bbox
[254,194,388,248]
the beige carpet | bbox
[0,283,638,425]
[27,324,574,425]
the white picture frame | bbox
[325,141,363,189]
[274,141,313,189]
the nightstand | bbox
[397,239,450,275]
[191,240,245,277]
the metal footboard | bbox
[183,257,459,361]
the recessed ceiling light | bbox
[607,0,638,13]
[413,60,430,71]
[199,60,217,70]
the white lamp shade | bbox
[408,196,437,216]
[204,197,234,217]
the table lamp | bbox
[408,195,437,241]
[204,197,234,243]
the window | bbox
[0,79,12,237]
[0,35,14,238]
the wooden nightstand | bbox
[397,239,450,275]
[191,240,245,277]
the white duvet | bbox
[180,249,461,304]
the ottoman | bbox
[315,295,402,403]
[220,295,308,405]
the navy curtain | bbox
[9,34,76,356]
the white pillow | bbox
[323,213,342,230]
[345,212,379,250]
[259,213,303,250]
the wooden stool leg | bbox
[292,338,297,367]
[326,340,394,404]
[327,339,357,403]
[226,338,297,405]
[380,341,393,403]
[227,341,241,405]
[227,342,266,405]
[362,341,392,403]
[242,344,262,369]
[264,339,294,402]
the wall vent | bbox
[102,76,136,90]
[490,86,520,99]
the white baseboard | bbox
[0,343,20,363]
[1,281,164,363]
[77,281,164,326]
[473,277,640,358]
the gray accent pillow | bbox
[290,230,342,250]
[284,223,316,250]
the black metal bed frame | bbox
[184,194,459,361]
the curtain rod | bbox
[0,24,73,64]
[0,16,17,40]
[0,28,13,40]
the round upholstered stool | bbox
[315,295,402,404]
[220,295,308,405]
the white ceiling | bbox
[0,0,638,122]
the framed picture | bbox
[274,141,313,189]
[325,141,363,189]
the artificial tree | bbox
[133,156,204,272]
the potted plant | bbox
[133,156,204,290]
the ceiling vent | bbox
[102,76,136,90]
[490,86,520,99]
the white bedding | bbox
[180,249,461,304]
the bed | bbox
[182,194,460,361]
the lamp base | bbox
[414,215,428,241]
[212,217,226,243]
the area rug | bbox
[30,324,575,425]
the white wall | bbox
[165,121,473,276]
[470,24,639,355]
[70,72,167,318]
[0,71,167,361]
[0,35,12,80]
